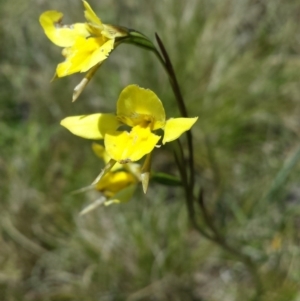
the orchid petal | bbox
[83,1,102,26]
[80,39,114,72]
[56,36,110,77]
[39,11,89,47]
[61,113,120,139]
[163,117,198,144]
[92,143,123,171]
[117,85,166,130]
[96,171,136,196]
[105,125,160,162]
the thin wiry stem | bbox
[174,144,212,240]
[154,33,195,198]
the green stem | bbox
[175,139,212,238]
[154,33,195,198]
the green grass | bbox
[1,0,300,300]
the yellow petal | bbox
[117,85,166,130]
[83,1,102,26]
[60,113,120,139]
[57,56,81,77]
[80,39,114,72]
[39,11,89,47]
[92,142,123,171]
[96,171,136,196]
[56,36,112,77]
[163,117,198,144]
[105,125,161,162]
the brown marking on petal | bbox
[54,17,63,29]
[54,19,75,30]
[119,159,132,164]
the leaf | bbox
[151,172,182,186]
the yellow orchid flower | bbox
[80,143,141,215]
[39,1,127,101]
[61,85,198,164]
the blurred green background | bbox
[1,0,300,300]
